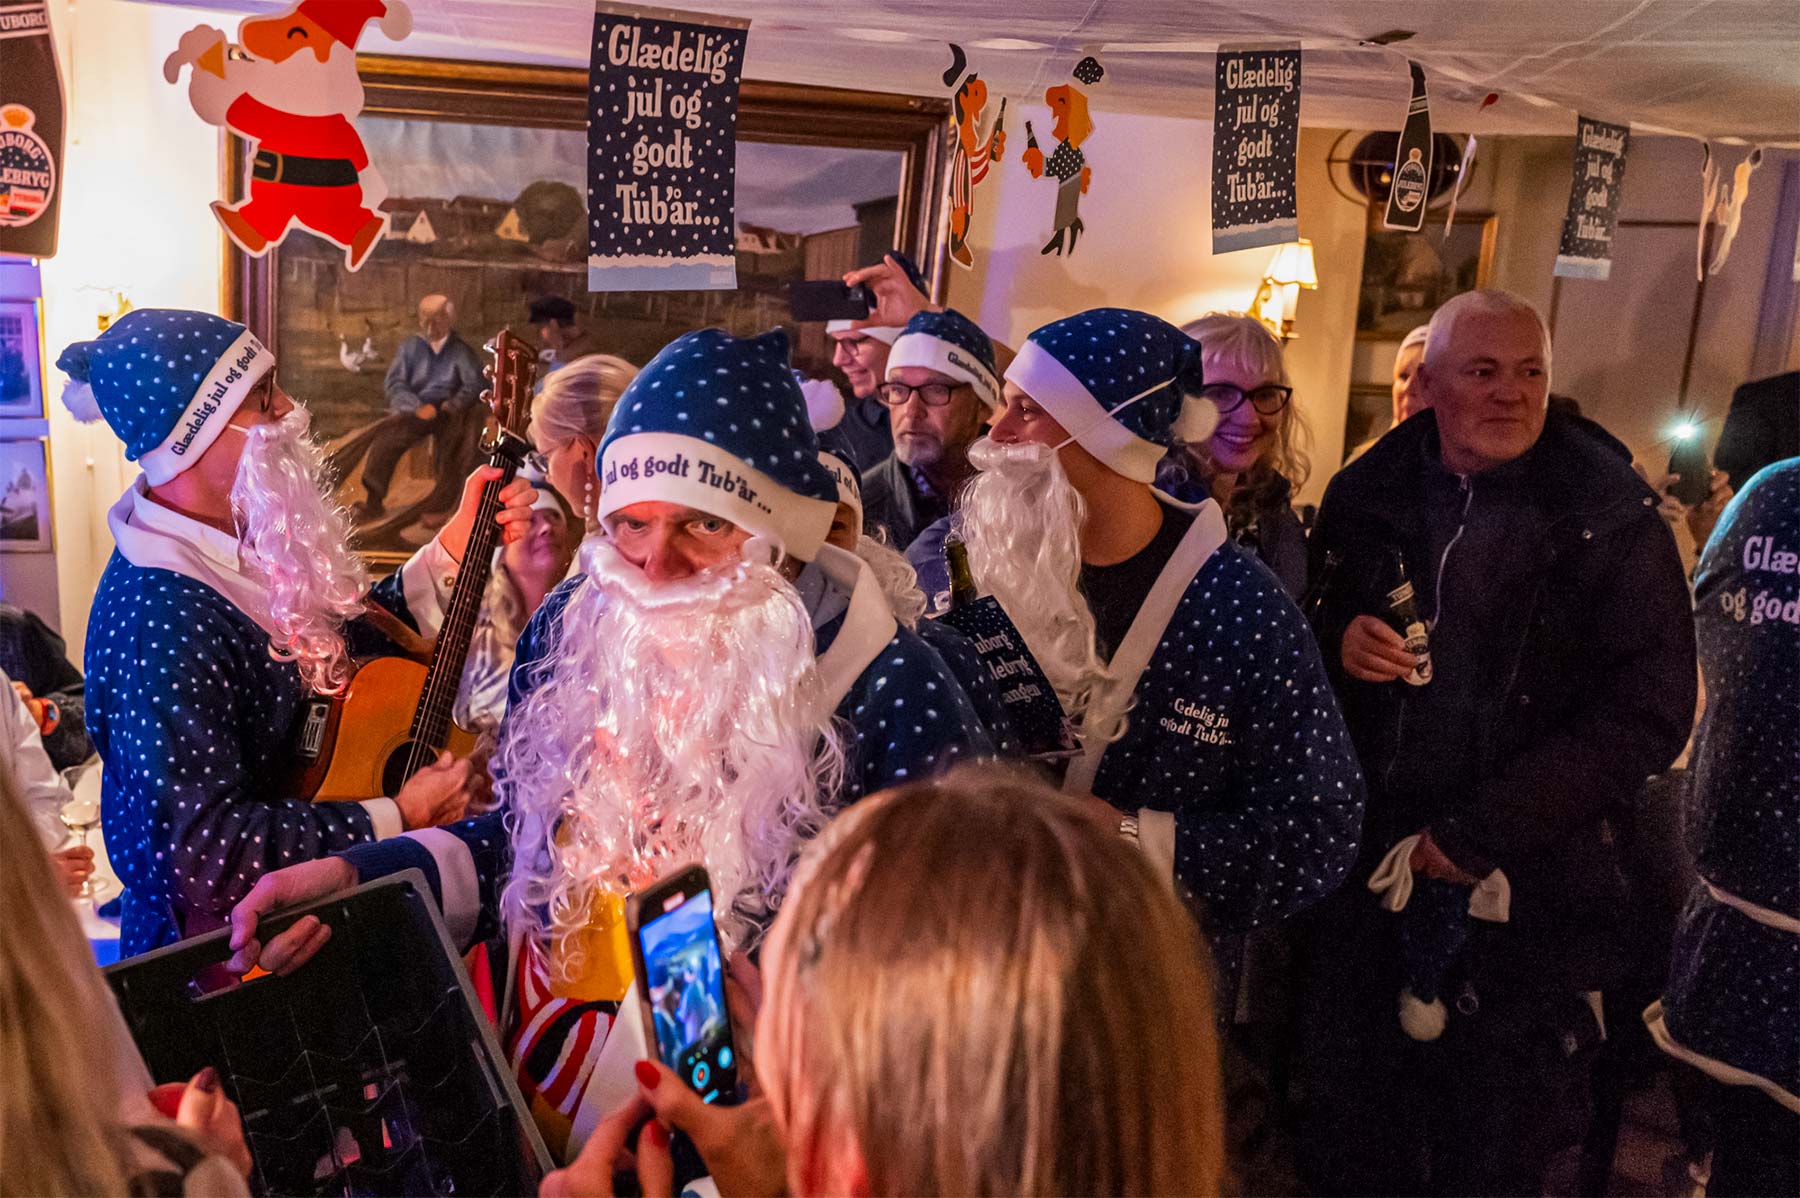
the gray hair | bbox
[1424,289,1552,372]
[529,353,639,451]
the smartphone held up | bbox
[626,865,740,1104]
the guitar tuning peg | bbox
[481,388,495,406]
[483,363,496,380]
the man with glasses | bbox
[860,308,1002,553]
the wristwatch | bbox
[1117,814,1140,842]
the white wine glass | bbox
[58,788,102,903]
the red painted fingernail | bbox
[634,1060,660,1089]
[196,1066,220,1093]
[647,1119,670,1149]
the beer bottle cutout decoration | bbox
[1383,61,1432,231]
[1384,550,1433,686]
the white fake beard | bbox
[959,437,1110,721]
[230,409,370,695]
[855,534,926,630]
[496,535,844,973]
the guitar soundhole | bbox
[381,743,423,798]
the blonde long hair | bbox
[0,769,139,1195]
[528,354,639,451]
[759,767,1225,1197]
[1178,312,1312,495]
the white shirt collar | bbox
[108,477,280,636]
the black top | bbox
[1080,504,1195,661]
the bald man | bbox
[358,294,485,519]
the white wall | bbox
[37,0,226,661]
[943,114,1366,506]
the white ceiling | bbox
[138,0,1800,142]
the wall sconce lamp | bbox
[1250,239,1317,341]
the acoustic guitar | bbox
[291,329,538,801]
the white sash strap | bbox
[1063,500,1228,796]
[1705,879,1800,934]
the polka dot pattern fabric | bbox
[1663,459,1799,1097]
[1091,542,1365,929]
[55,308,255,463]
[86,554,414,956]
[890,308,999,390]
[1023,308,1203,449]
[600,326,837,502]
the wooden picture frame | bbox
[224,55,949,564]
[1354,210,1498,341]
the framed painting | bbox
[226,55,948,564]
[1355,211,1497,340]
[0,298,44,419]
[0,437,52,552]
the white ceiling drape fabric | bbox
[138,0,1800,141]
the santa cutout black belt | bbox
[251,148,359,188]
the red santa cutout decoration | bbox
[162,1,411,271]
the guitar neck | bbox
[408,454,515,754]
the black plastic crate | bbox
[105,871,551,1197]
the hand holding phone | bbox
[786,279,874,323]
[626,866,740,1104]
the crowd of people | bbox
[0,247,1794,1198]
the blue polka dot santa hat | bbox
[886,308,1001,412]
[57,308,272,485]
[1005,307,1219,483]
[599,327,839,560]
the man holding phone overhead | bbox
[226,326,994,1161]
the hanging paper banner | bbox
[1022,55,1103,258]
[1443,135,1478,233]
[1211,44,1300,255]
[1553,115,1631,281]
[0,0,65,259]
[164,1,412,272]
[944,44,1006,271]
[1384,61,1432,231]
[587,2,747,291]
[1707,147,1763,275]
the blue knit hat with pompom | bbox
[56,308,271,484]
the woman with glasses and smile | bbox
[1160,313,1312,598]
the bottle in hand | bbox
[1384,550,1433,686]
[945,534,979,610]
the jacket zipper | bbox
[1380,474,1473,794]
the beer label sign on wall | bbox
[0,0,65,258]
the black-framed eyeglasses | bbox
[877,381,963,408]
[1200,382,1292,415]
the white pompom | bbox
[1399,989,1447,1041]
[379,1,413,40]
[1171,393,1219,444]
[800,376,846,432]
[60,378,104,424]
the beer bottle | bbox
[945,535,979,609]
[1024,119,1040,152]
[1384,550,1433,686]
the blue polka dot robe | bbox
[88,480,463,957]
[1075,506,1365,937]
[1649,459,1799,1108]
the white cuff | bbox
[1137,807,1177,888]
[406,827,481,948]
[400,536,460,638]
[358,797,403,841]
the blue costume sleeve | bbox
[1172,588,1365,927]
[838,629,996,803]
[107,616,378,930]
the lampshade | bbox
[1263,239,1318,289]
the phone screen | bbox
[635,887,737,1101]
